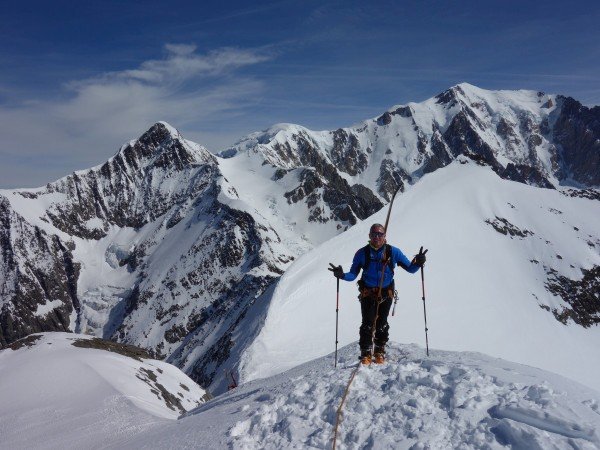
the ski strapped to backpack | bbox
[370,186,401,355]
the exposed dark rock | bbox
[485,217,534,238]
[272,168,289,181]
[284,170,323,205]
[459,151,497,168]
[527,133,543,150]
[498,164,555,189]
[542,98,554,109]
[545,266,600,327]
[561,189,600,201]
[377,160,409,201]
[519,113,538,135]
[330,129,368,176]
[17,191,39,199]
[72,336,152,361]
[422,128,453,174]
[182,273,278,389]
[136,367,188,414]
[435,86,462,107]
[443,110,498,165]
[0,198,80,347]
[4,334,42,350]
[391,106,413,118]
[553,96,600,186]
[496,117,520,152]
[377,112,392,126]
[275,132,381,225]
[323,183,382,225]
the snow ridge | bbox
[129,343,600,450]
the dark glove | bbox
[328,263,344,279]
[412,246,428,267]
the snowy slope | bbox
[0,332,208,449]
[241,158,600,393]
[5,337,598,449]
[121,343,600,449]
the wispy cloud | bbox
[70,45,271,87]
[0,44,273,188]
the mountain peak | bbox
[220,123,314,158]
[134,121,180,151]
[138,121,182,142]
[453,81,482,93]
[433,82,489,104]
[113,122,214,171]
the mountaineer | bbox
[329,223,426,365]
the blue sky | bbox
[1,0,599,188]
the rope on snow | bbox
[331,363,361,450]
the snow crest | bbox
[132,343,600,449]
[228,345,600,449]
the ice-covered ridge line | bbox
[377,82,556,124]
[1,121,210,194]
[68,121,214,184]
[222,81,579,203]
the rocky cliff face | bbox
[0,198,79,347]
[1,85,598,394]
[552,96,600,186]
[230,126,383,227]
[43,122,216,239]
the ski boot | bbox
[373,346,385,364]
[359,349,372,365]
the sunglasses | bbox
[370,232,385,238]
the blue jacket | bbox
[343,244,420,288]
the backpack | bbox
[357,244,394,291]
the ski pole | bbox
[421,266,429,356]
[335,277,340,368]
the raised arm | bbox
[393,246,421,274]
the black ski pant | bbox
[359,294,393,352]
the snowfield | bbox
[0,333,207,449]
[217,343,600,450]
[2,335,599,448]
